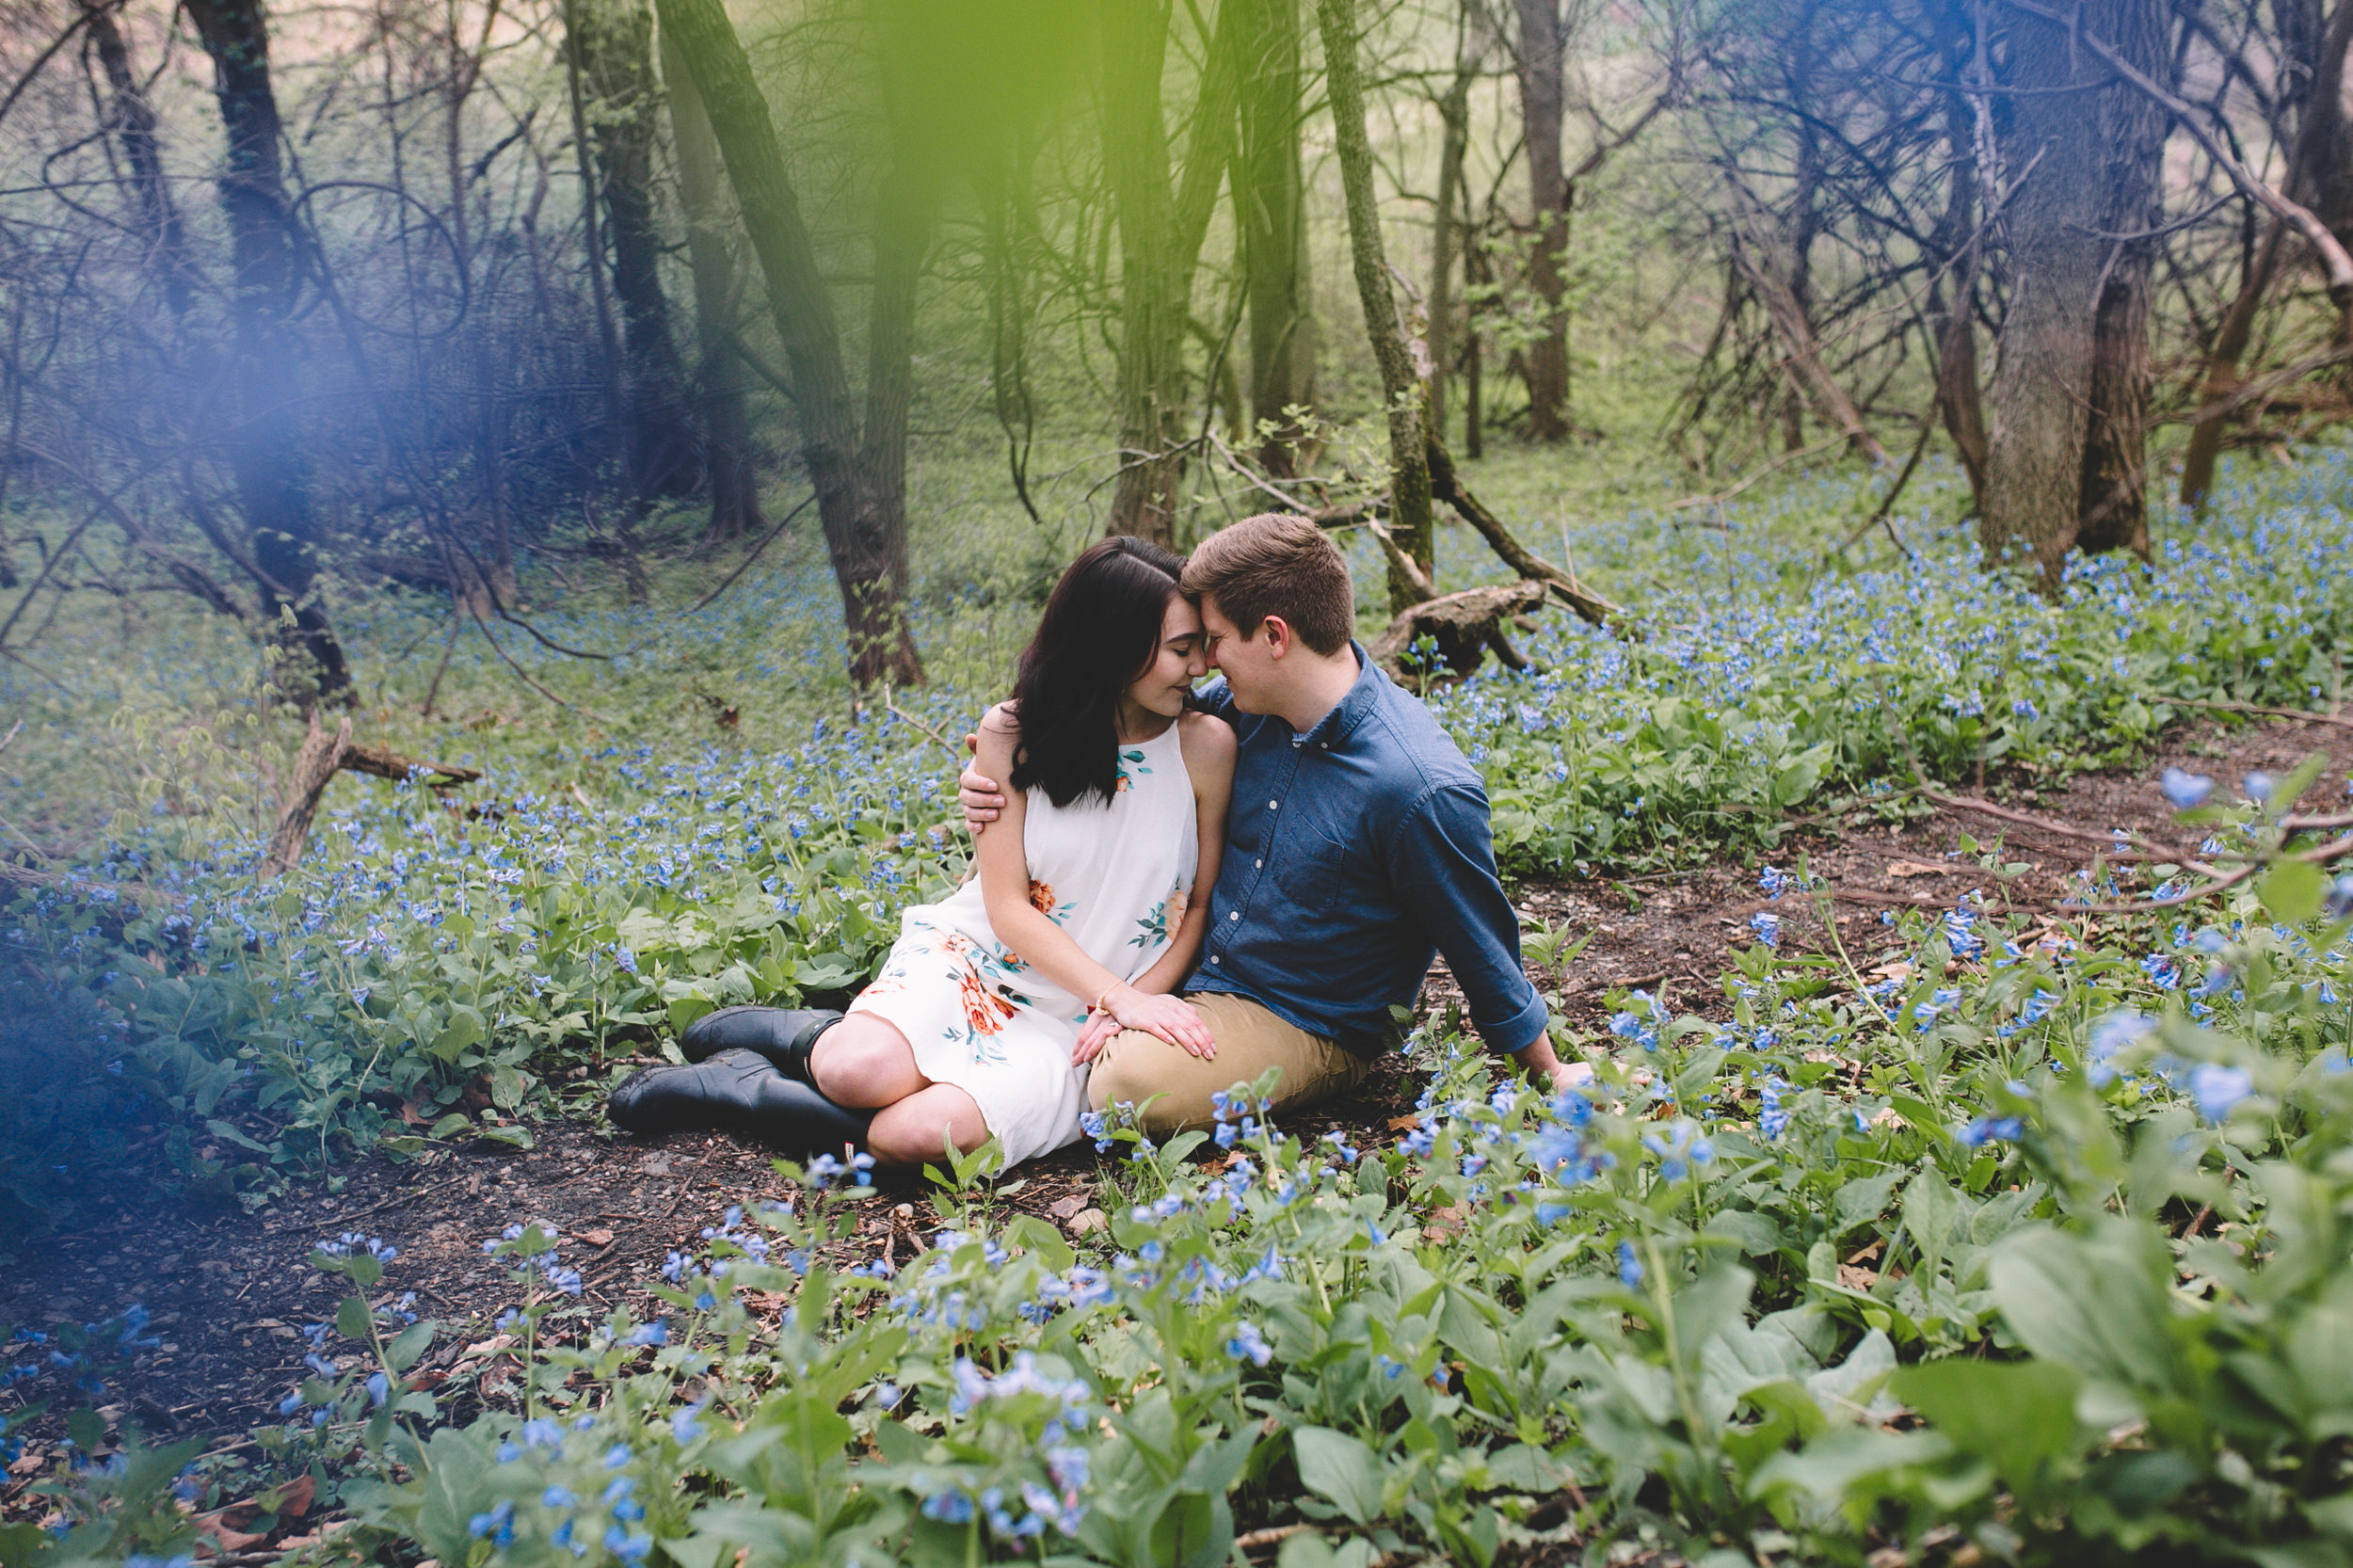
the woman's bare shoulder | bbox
[1177,709,1236,764]
[975,702,1021,766]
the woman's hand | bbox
[1105,984,1216,1058]
[1071,1012,1120,1066]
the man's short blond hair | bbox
[1180,513,1354,654]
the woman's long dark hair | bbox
[1007,536,1188,808]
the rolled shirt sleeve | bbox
[1385,782,1548,1056]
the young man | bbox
[960,512,1577,1131]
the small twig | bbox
[1915,785,2207,869]
[465,600,601,721]
[266,1187,429,1238]
[684,491,816,614]
[0,719,21,759]
[884,699,961,758]
[1667,435,1843,513]
[1834,414,1932,559]
[2163,696,2353,730]
[1235,1526,1314,1551]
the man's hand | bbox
[958,731,1003,837]
[1513,1035,1593,1093]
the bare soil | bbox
[4,713,2346,1551]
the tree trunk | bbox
[2179,0,2353,510]
[1980,0,2169,582]
[660,22,767,542]
[1781,3,1824,453]
[1315,0,1433,613]
[1100,0,1183,544]
[1463,229,1487,457]
[1512,0,1568,441]
[856,158,929,682]
[1429,27,1478,446]
[1927,58,1988,509]
[654,0,922,686]
[84,0,197,321]
[1730,225,1891,465]
[1237,0,1317,475]
[1102,0,1240,544]
[183,0,353,704]
[570,0,695,498]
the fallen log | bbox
[261,715,481,878]
[341,743,483,785]
[1368,580,1548,683]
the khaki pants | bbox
[1086,991,1369,1135]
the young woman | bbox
[609,536,1234,1170]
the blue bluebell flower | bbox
[2160,768,2214,809]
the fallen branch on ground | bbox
[2160,696,2353,731]
[262,714,482,878]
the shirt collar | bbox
[1294,642,1385,748]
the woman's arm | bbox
[1127,712,1233,997]
[970,711,1215,1055]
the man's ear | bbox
[1261,615,1293,659]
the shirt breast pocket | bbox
[1272,816,1369,916]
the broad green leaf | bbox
[1292,1426,1384,1526]
[1989,1222,2186,1398]
[1896,1357,2080,1482]
[488,1063,527,1111]
[386,1320,435,1373]
[2260,859,2325,924]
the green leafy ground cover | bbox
[7,446,2353,1563]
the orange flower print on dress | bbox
[956,967,1016,1037]
[1167,886,1189,925]
[1028,880,1056,915]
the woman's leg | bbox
[809,1013,929,1108]
[866,1083,990,1168]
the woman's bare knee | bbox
[868,1091,987,1167]
[812,1015,923,1107]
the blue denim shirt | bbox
[1185,645,1546,1059]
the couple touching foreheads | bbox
[610,512,1577,1170]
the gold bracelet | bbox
[1093,985,1115,1015]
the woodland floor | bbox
[4,713,2348,1552]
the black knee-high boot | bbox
[608,1048,872,1159]
[678,1006,842,1085]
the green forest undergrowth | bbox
[7,447,2353,1564]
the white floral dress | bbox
[847,721,1197,1164]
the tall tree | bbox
[654,0,923,684]
[1979,0,2169,581]
[1236,0,1317,474]
[568,0,695,497]
[1100,0,1242,544]
[1427,11,1481,447]
[183,0,354,701]
[1512,0,1571,440]
[661,24,768,541]
[1315,0,1434,608]
[1923,10,1989,511]
[82,0,196,321]
[2179,0,2353,510]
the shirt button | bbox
[1228,911,1240,920]
[1255,858,1263,869]
[1209,954,1221,965]
[1269,800,1279,810]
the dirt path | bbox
[5,713,2345,1535]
